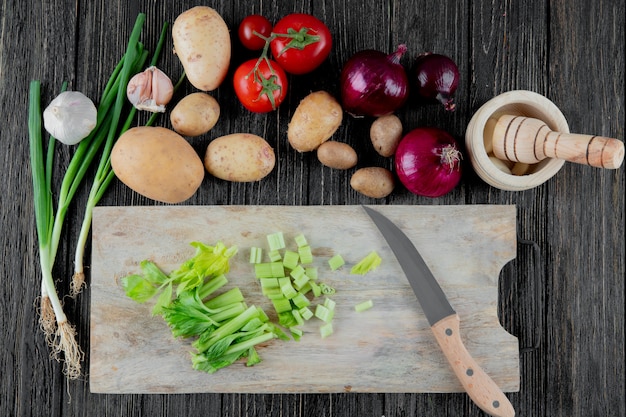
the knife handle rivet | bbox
[445,328,453,336]
[466,368,474,376]
[493,400,500,408]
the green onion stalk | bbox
[70,20,187,297]
[28,13,151,379]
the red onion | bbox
[395,127,462,197]
[414,53,459,111]
[340,44,409,117]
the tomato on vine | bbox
[238,15,273,51]
[233,58,288,113]
[270,13,332,74]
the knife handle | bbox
[431,314,515,417]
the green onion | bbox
[28,13,150,379]
[70,20,179,296]
[355,299,374,312]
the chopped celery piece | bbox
[292,274,310,291]
[291,309,304,326]
[328,254,345,271]
[309,281,322,297]
[249,247,263,264]
[299,306,314,321]
[280,280,297,299]
[255,262,284,278]
[355,299,374,312]
[294,234,308,247]
[319,322,333,338]
[259,277,279,288]
[272,297,292,313]
[290,265,305,280]
[298,282,312,295]
[350,251,382,275]
[290,326,303,341]
[268,249,282,262]
[282,250,299,270]
[265,289,288,299]
[323,297,336,311]
[314,304,334,323]
[298,245,313,264]
[266,232,285,251]
[305,267,318,280]
[291,292,311,309]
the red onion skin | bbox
[395,127,462,197]
[340,44,409,117]
[414,53,459,111]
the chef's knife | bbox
[363,206,515,417]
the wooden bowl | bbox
[465,90,568,191]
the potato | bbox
[170,92,220,137]
[173,6,230,91]
[350,167,395,198]
[370,114,403,157]
[317,141,358,170]
[111,126,204,203]
[287,91,343,152]
[204,133,275,182]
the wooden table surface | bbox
[1,1,623,416]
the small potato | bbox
[370,114,403,157]
[204,133,275,182]
[317,141,358,170]
[173,6,231,91]
[287,91,343,152]
[350,167,395,199]
[111,126,204,203]
[170,92,220,136]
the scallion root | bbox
[70,272,86,298]
[39,296,57,344]
[51,321,84,380]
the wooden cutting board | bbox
[90,205,519,394]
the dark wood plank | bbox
[1,0,623,416]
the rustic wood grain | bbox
[1,0,623,416]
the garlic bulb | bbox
[43,91,98,145]
[126,66,174,112]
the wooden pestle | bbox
[491,114,624,169]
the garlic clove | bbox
[43,91,98,145]
[127,66,174,112]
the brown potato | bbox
[350,167,395,198]
[170,92,220,137]
[370,114,403,157]
[204,133,275,182]
[172,6,231,91]
[111,126,204,203]
[317,141,358,170]
[287,91,343,152]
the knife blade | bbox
[363,206,515,417]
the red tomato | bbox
[238,15,273,50]
[233,59,288,113]
[270,13,332,74]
